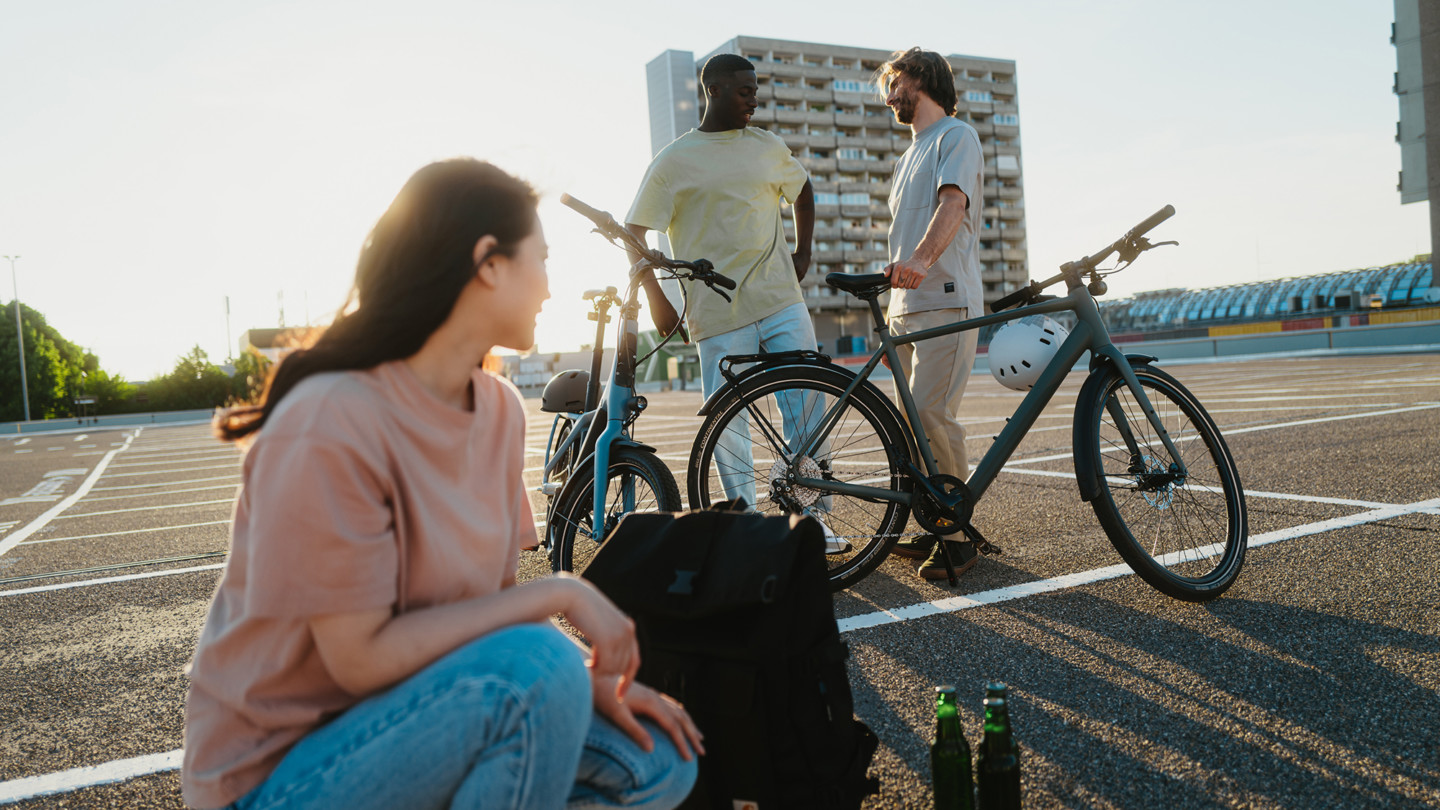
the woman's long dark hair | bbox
[216,159,538,442]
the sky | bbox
[0,0,1427,381]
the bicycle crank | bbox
[912,473,973,535]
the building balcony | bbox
[843,248,887,262]
[813,249,845,263]
[1002,249,1027,262]
[838,181,873,195]
[834,112,866,127]
[803,87,833,103]
[750,108,777,124]
[802,157,838,172]
[836,134,868,148]
[998,206,1024,220]
[773,86,806,101]
[978,248,1003,262]
[994,124,1020,139]
[997,186,1023,200]
[807,134,838,149]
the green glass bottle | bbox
[931,685,975,810]
[976,682,1021,810]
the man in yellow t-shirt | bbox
[627,53,841,547]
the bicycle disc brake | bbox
[913,473,972,535]
[768,455,824,508]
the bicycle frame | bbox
[783,277,1189,509]
[584,267,650,531]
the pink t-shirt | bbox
[181,361,536,808]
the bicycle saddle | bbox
[825,271,891,301]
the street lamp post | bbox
[4,255,30,422]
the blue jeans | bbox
[698,301,826,508]
[229,624,696,810]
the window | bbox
[833,79,869,93]
[964,90,992,103]
[840,193,870,206]
[996,155,1019,171]
[814,192,840,205]
[994,114,1019,126]
[837,147,865,160]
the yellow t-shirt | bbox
[627,127,809,341]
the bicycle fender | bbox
[549,437,661,518]
[695,354,854,417]
[1073,356,1154,502]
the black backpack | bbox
[583,506,880,810]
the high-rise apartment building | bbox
[644,35,1028,347]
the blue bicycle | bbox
[542,195,735,575]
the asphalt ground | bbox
[1,354,1437,809]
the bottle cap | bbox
[936,684,957,694]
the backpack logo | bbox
[667,569,698,595]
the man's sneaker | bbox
[814,517,852,554]
[890,534,937,560]
[918,539,979,581]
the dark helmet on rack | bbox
[541,369,589,414]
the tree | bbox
[0,301,122,421]
[230,349,272,404]
[148,346,233,411]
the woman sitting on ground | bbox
[181,159,702,810]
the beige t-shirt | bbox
[181,361,535,809]
[627,127,809,341]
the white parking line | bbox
[81,484,240,503]
[90,474,241,492]
[0,562,225,599]
[0,749,182,805]
[0,430,141,558]
[18,520,232,546]
[837,497,1440,633]
[5,498,1437,802]
[51,499,235,520]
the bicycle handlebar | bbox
[561,192,735,291]
[992,204,1175,312]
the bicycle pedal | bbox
[976,538,1003,557]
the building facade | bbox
[644,36,1028,353]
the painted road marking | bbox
[0,431,141,558]
[836,497,1440,633]
[0,749,182,805]
[18,520,232,546]
[4,498,1438,802]
[0,469,91,506]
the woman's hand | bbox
[592,675,706,762]
[557,575,641,701]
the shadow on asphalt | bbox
[849,592,1440,808]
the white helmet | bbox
[988,315,1069,391]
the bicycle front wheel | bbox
[1077,364,1247,602]
[687,365,914,591]
[549,446,682,576]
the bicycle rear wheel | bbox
[1076,364,1247,601]
[549,447,681,576]
[687,365,913,591]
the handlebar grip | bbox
[1128,204,1175,239]
[992,285,1034,312]
[710,272,738,290]
[560,193,616,230]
